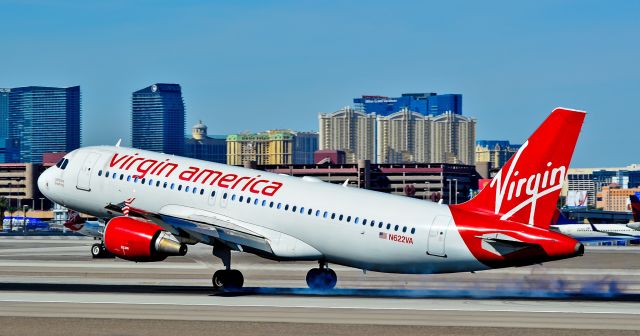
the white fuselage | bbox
[38,146,487,274]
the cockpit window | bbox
[56,158,69,170]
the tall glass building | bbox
[353,93,462,116]
[0,88,10,162]
[6,86,81,164]
[132,83,185,155]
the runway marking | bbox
[0,293,639,315]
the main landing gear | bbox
[211,245,244,291]
[306,261,337,290]
[91,242,115,259]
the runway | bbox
[1,236,640,335]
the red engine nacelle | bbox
[104,216,187,262]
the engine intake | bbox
[104,216,187,262]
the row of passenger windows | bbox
[98,169,416,235]
[220,190,417,235]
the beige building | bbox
[596,185,640,212]
[319,107,376,163]
[0,163,45,209]
[475,141,520,171]
[377,108,432,163]
[227,130,318,166]
[431,112,476,165]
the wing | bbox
[104,201,322,261]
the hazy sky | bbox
[1,0,638,167]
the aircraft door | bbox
[427,215,451,257]
[76,152,101,191]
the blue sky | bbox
[0,0,638,167]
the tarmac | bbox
[1,236,640,335]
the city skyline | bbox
[0,1,638,167]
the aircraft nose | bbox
[37,168,51,196]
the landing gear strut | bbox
[306,261,337,290]
[211,244,244,291]
[91,242,114,259]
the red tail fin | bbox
[455,108,585,229]
[631,195,640,222]
[63,210,86,231]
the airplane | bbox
[38,108,586,291]
[628,195,640,230]
[63,210,112,258]
[549,196,640,243]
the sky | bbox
[0,0,638,167]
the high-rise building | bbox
[353,93,462,116]
[565,164,640,207]
[319,107,376,163]
[431,113,476,165]
[132,83,185,155]
[475,140,521,171]
[227,130,317,165]
[0,88,10,163]
[596,184,640,212]
[6,86,81,164]
[184,121,227,163]
[376,108,432,163]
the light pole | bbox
[22,205,28,232]
[7,182,12,231]
[39,198,44,211]
[453,179,458,204]
[446,179,452,205]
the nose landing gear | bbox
[306,261,337,290]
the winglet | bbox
[115,139,122,147]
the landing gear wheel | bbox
[306,268,337,290]
[91,243,115,259]
[212,269,244,291]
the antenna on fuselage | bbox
[115,139,122,147]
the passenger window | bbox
[386,223,391,230]
[163,182,168,188]
[105,172,110,178]
[338,214,343,221]
[120,174,124,180]
[211,191,216,197]
[199,189,204,195]
[411,228,416,234]
[262,200,267,206]
[149,179,153,186]
[157,181,161,187]
[269,201,274,208]
[239,196,244,202]
[193,188,198,194]
[300,207,304,214]
[133,177,138,183]
[315,210,320,217]
[141,178,145,184]
[323,211,328,218]
[277,203,281,209]
[378,222,383,228]
[254,199,259,205]
[178,185,182,191]
[98,170,102,176]
[113,173,116,179]
[185,186,190,192]
[285,204,289,211]
[346,216,351,222]
[231,194,236,201]
[331,213,335,219]
[246,197,251,203]
[292,206,297,212]
[402,227,407,233]
[127,176,131,182]
[223,193,228,199]
[394,225,399,231]
[308,209,312,215]
[363,219,367,225]
[170,183,175,189]
[354,217,359,224]
[370,220,375,227]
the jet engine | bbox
[104,216,187,262]
[627,222,640,231]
